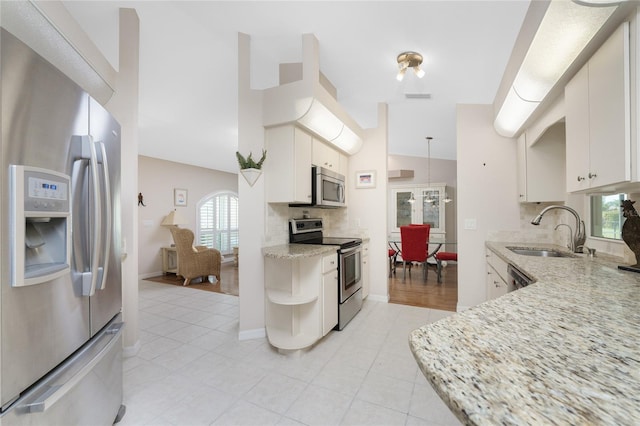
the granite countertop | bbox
[409,241,640,425]
[262,243,338,259]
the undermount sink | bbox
[506,246,575,258]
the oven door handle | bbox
[340,245,362,255]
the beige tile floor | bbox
[119,280,461,425]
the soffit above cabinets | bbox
[492,0,635,138]
[1,1,116,105]
[262,34,363,155]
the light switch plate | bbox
[464,218,477,230]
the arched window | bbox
[197,192,238,255]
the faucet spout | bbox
[531,205,586,253]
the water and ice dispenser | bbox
[10,165,71,286]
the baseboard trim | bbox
[123,340,141,358]
[366,294,389,303]
[239,328,266,341]
[456,304,471,312]
[138,271,162,280]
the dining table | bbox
[388,234,456,261]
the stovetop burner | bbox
[289,218,361,249]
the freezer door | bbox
[1,29,90,408]
[0,317,124,426]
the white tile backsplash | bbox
[265,204,361,245]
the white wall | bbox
[456,104,521,311]
[106,8,140,355]
[348,103,389,301]
[238,33,267,340]
[137,156,237,278]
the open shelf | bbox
[266,327,318,350]
[266,288,318,306]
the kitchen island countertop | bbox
[409,241,640,425]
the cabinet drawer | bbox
[322,253,338,273]
[486,265,508,300]
[486,248,508,282]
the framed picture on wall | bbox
[174,188,188,206]
[355,170,376,189]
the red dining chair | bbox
[388,248,398,277]
[399,224,431,282]
[434,251,457,284]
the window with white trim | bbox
[197,192,238,255]
[590,193,626,240]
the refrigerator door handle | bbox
[76,135,102,297]
[96,141,111,291]
[16,322,124,414]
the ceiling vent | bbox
[405,93,432,100]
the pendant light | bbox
[424,137,435,203]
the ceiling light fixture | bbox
[494,1,618,137]
[396,51,425,81]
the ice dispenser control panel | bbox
[10,165,72,287]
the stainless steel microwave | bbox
[313,166,346,208]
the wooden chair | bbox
[171,228,221,286]
[434,251,457,284]
[399,224,431,282]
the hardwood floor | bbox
[388,261,458,312]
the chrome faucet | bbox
[531,205,586,253]
[554,223,575,252]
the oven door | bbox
[339,245,362,303]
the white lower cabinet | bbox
[485,248,510,301]
[265,252,337,350]
[361,243,370,299]
[321,254,338,336]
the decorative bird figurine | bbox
[621,199,640,269]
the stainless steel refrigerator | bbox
[0,28,125,425]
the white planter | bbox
[240,168,262,187]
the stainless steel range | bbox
[289,218,363,330]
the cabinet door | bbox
[420,188,444,232]
[322,269,338,335]
[338,152,348,177]
[391,188,414,231]
[565,64,590,192]
[486,264,508,300]
[516,134,527,201]
[293,128,313,202]
[265,125,312,203]
[389,185,446,234]
[588,22,630,188]
[522,123,566,203]
[361,244,369,299]
[312,138,339,170]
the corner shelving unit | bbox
[264,251,334,351]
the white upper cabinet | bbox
[265,125,312,204]
[565,22,630,193]
[312,138,340,171]
[517,122,566,203]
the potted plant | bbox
[236,149,266,186]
